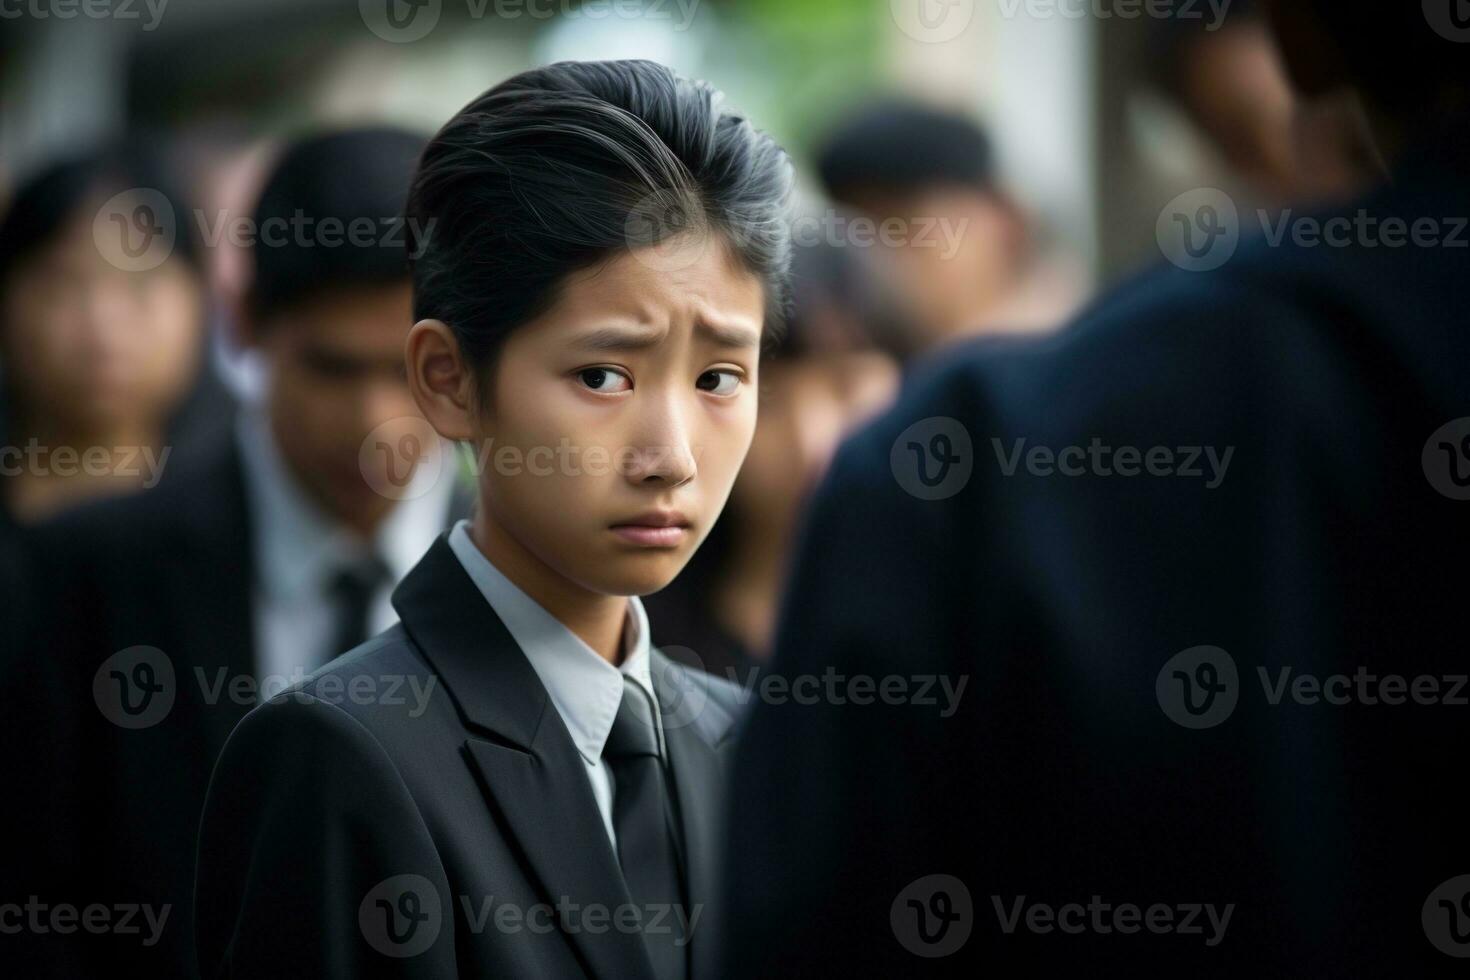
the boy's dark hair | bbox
[248,126,426,324]
[815,100,995,206]
[405,59,795,380]
[0,140,200,290]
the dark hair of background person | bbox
[1301,0,1468,118]
[0,140,221,457]
[246,126,428,325]
[404,58,795,391]
[0,140,202,286]
[814,99,996,207]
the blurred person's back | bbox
[726,2,1470,974]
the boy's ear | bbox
[406,319,478,441]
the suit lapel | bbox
[651,650,736,979]
[393,539,655,980]
[464,735,654,980]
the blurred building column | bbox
[0,16,130,182]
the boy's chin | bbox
[591,551,692,598]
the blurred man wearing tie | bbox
[10,126,468,978]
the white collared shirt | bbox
[236,408,455,693]
[447,519,660,849]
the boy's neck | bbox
[471,512,628,664]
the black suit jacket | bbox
[5,439,469,978]
[724,138,1470,976]
[7,441,257,978]
[194,535,743,979]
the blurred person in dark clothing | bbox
[6,126,467,979]
[727,2,1470,975]
[0,145,227,525]
[816,103,1058,357]
[647,241,899,676]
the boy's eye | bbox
[697,369,742,396]
[577,367,632,393]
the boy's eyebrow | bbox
[570,320,760,352]
[696,319,761,349]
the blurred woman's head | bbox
[0,144,205,444]
[404,60,794,598]
[733,240,900,529]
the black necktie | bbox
[325,555,389,664]
[603,676,688,980]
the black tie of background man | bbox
[326,555,390,664]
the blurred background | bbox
[0,0,1378,662]
[0,0,1379,325]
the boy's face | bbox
[470,235,764,598]
[257,282,419,535]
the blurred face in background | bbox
[734,332,898,535]
[847,185,1023,349]
[1,203,203,441]
[253,282,417,535]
